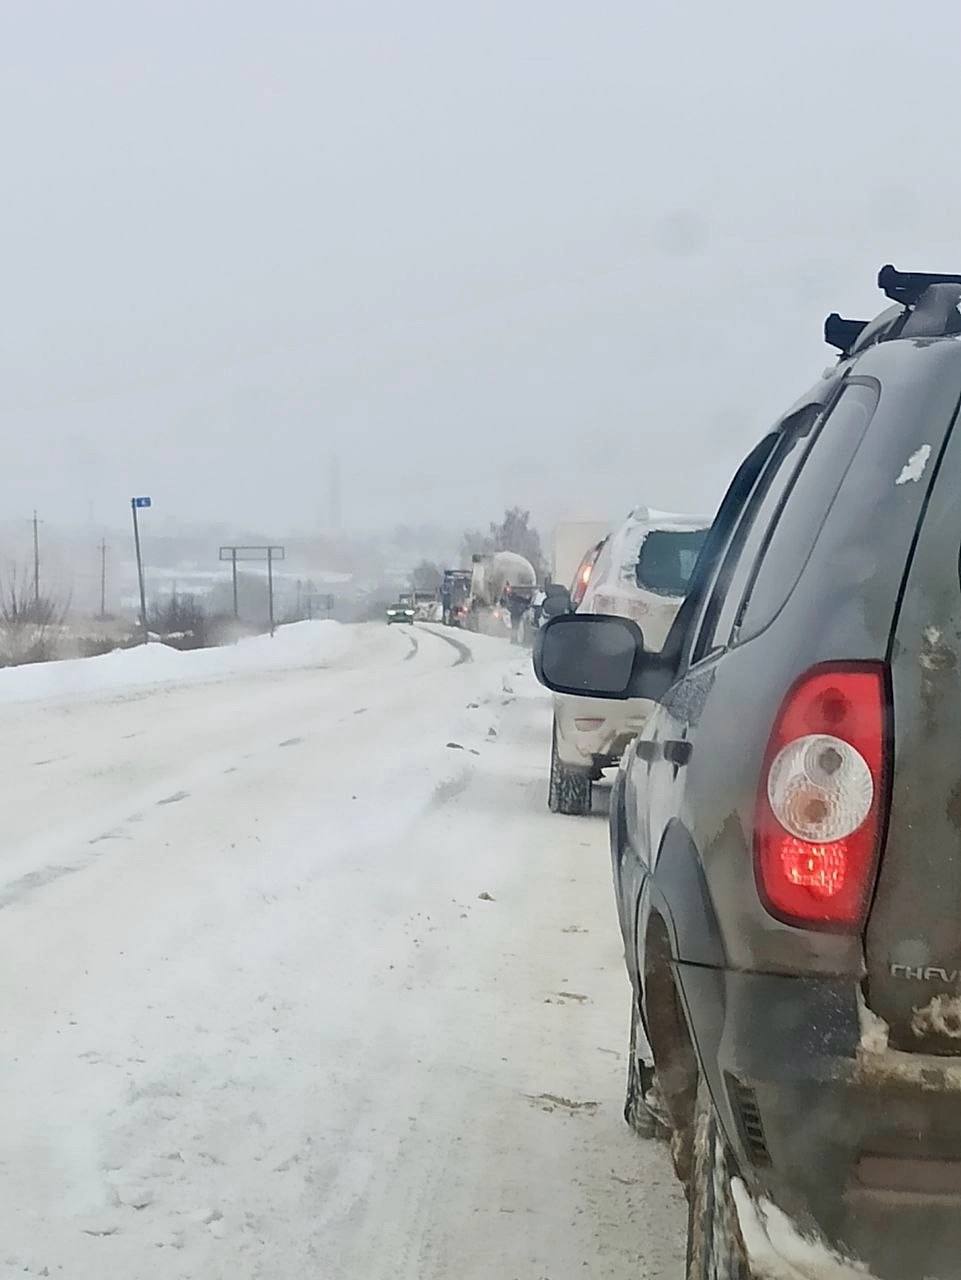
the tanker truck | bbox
[468,551,538,639]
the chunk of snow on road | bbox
[732,1180,873,1280]
[79,1217,121,1238]
[116,1185,154,1210]
[895,443,931,485]
[0,620,353,706]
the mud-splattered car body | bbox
[537,271,961,1278]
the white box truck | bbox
[551,521,610,591]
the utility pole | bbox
[131,497,152,644]
[267,546,276,638]
[329,454,342,531]
[99,539,108,618]
[230,548,239,619]
[32,510,40,606]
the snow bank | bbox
[0,620,354,706]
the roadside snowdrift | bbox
[0,620,353,706]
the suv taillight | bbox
[754,664,888,930]
[571,543,603,608]
[571,563,593,608]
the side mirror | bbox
[541,589,571,619]
[534,613,646,699]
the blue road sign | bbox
[132,497,152,508]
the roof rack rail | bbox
[878,264,961,307]
[824,314,868,355]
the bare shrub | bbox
[0,570,69,667]
[411,560,444,592]
[77,636,118,659]
[148,591,210,650]
[460,508,546,578]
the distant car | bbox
[548,508,708,815]
[386,602,415,625]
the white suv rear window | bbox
[635,530,707,597]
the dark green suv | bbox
[537,265,961,1279]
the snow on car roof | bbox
[597,507,711,591]
[623,505,711,532]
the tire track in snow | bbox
[416,625,472,666]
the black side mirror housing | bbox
[535,613,640,698]
[541,588,571,619]
[534,613,669,701]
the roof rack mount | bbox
[824,314,868,355]
[878,264,961,307]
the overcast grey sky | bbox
[1,1,960,536]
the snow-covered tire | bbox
[624,998,671,1139]
[548,724,592,815]
[686,1080,751,1280]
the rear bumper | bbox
[678,964,961,1280]
[553,693,650,770]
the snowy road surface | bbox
[0,622,684,1279]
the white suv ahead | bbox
[548,508,708,814]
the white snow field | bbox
[0,621,684,1279]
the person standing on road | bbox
[504,584,533,645]
[531,583,547,629]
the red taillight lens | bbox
[754,665,888,930]
[571,548,600,607]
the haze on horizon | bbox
[2,1,960,538]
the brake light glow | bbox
[778,836,847,898]
[571,544,603,608]
[571,564,593,607]
[754,665,887,930]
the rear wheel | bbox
[686,1080,751,1280]
[548,723,592,815]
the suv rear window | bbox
[691,406,822,662]
[635,530,707,596]
[736,381,879,643]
